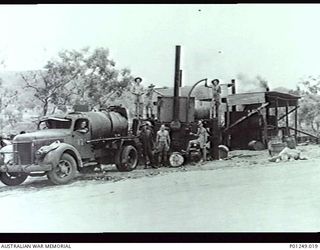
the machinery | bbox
[146,45,229,167]
[0,106,141,186]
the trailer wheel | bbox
[0,172,28,186]
[116,145,138,172]
[47,153,77,185]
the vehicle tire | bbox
[169,152,184,167]
[218,145,229,159]
[0,172,28,186]
[47,153,77,185]
[116,145,138,172]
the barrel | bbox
[268,142,286,157]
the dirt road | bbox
[0,145,319,232]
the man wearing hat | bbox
[131,77,145,118]
[145,84,156,119]
[139,121,156,169]
[211,79,221,119]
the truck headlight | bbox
[35,150,44,157]
[36,141,60,157]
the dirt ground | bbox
[0,144,320,232]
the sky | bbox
[0,4,319,90]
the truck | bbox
[0,105,141,186]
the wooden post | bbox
[295,106,298,140]
[210,118,220,160]
[285,101,289,136]
[275,98,279,135]
[226,102,230,147]
[262,110,268,147]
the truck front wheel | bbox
[0,172,28,186]
[116,145,138,172]
[47,153,77,185]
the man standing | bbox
[187,120,209,162]
[131,77,145,118]
[211,79,221,120]
[156,124,171,167]
[145,84,155,119]
[139,122,156,169]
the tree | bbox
[21,47,134,115]
[20,51,82,116]
[291,75,320,134]
[4,109,23,128]
[0,78,19,131]
[71,47,134,108]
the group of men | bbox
[130,77,158,119]
[139,122,171,168]
[139,120,209,169]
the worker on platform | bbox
[131,77,145,118]
[139,121,156,169]
[156,124,171,167]
[145,84,155,119]
[211,79,221,119]
[187,120,209,162]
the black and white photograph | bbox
[0,4,319,235]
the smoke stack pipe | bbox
[173,45,181,121]
[231,79,236,111]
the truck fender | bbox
[42,143,83,170]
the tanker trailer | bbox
[0,105,140,186]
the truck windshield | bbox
[38,119,72,130]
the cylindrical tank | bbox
[194,101,211,120]
[85,110,128,140]
[194,106,210,120]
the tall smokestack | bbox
[173,45,181,121]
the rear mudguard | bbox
[42,143,83,170]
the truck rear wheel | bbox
[47,153,77,185]
[116,145,138,172]
[0,172,28,186]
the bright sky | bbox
[0,4,319,90]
